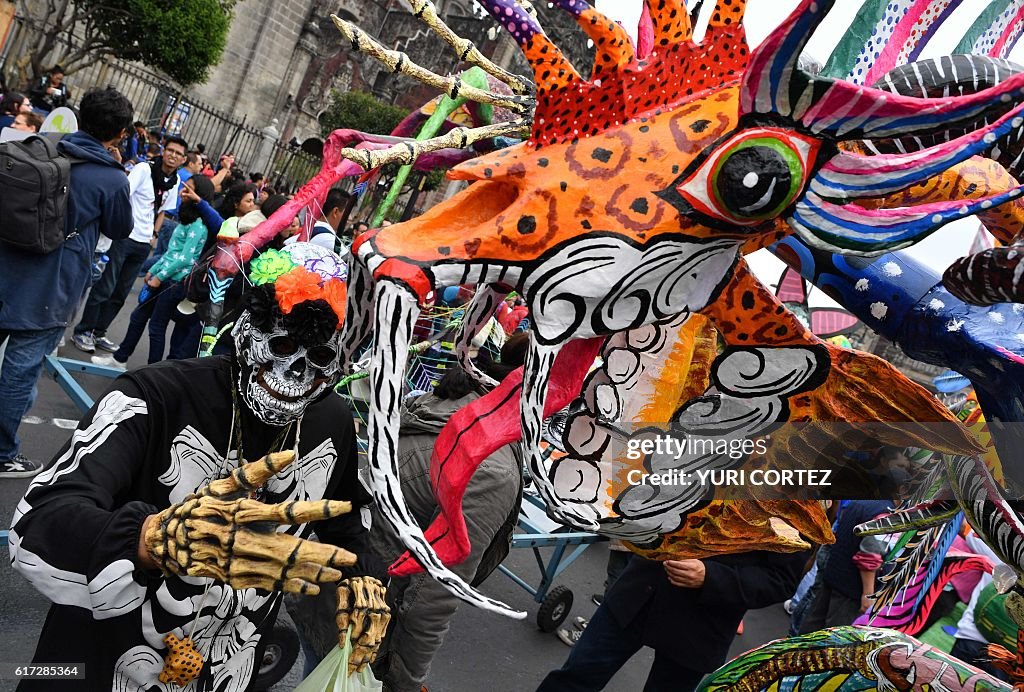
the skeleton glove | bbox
[336,576,391,674]
[144,451,356,595]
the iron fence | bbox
[0,13,320,190]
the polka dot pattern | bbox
[710,0,748,29]
[648,0,693,46]
[893,0,956,67]
[971,5,1018,56]
[528,23,749,147]
[850,0,913,85]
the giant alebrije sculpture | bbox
[326,0,1024,617]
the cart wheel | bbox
[252,620,300,691]
[537,585,573,632]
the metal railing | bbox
[0,14,320,190]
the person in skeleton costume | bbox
[9,243,389,691]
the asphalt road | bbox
[0,298,792,691]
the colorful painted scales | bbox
[327,0,1024,618]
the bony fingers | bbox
[295,538,358,570]
[336,585,352,633]
[348,609,369,643]
[203,451,296,499]
[228,557,333,594]
[368,584,389,612]
[358,611,387,647]
[336,611,351,636]
[285,560,343,585]
[235,499,352,525]
[351,581,370,611]
[283,578,322,596]
[348,647,372,675]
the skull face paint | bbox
[233,242,348,426]
[233,309,343,425]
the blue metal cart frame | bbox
[42,355,123,413]
[500,491,606,631]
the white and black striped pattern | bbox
[874,55,1020,100]
[340,259,376,370]
[946,454,1024,575]
[522,235,739,345]
[366,279,524,618]
[871,55,1024,177]
[944,245,1024,306]
[857,500,961,536]
[522,338,602,529]
[454,284,505,389]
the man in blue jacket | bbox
[0,87,133,477]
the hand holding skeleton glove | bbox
[336,576,391,674]
[143,450,356,595]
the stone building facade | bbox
[189,0,500,145]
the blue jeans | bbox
[0,327,64,460]
[113,282,200,363]
[113,283,166,363]
[791,562,817,608]
[75,238,151,338]
[142,216,177,273]
[536,602,704,692]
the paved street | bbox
[0,298,792,691]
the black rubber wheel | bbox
[537,584,573,632]
[252,621,301,691]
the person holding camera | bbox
[29,65,71,113]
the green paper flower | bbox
[249,250,297,286]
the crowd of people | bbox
[0,79,372,479]
[0,76,1013,692]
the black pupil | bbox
[716,146,793,218]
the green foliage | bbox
[319,90,409,138]
[76,0,232,85]
[423,167,447,192]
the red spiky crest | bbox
[524,0,751,147]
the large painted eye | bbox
[669,127,822,227]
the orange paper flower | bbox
[273,267,324,314]
[322,279,348,324]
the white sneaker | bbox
[557,627,583,646]
[91,354,126,370]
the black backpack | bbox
[0,135,79,254]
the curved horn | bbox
[707,0,748,30]
[475,0,581,93]
[647,0,692,46]
[550,0,635,75]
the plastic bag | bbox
[295,628,383,692]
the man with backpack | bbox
[72,135,185,354]
[0,87,133,477]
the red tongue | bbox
[388,336,605,577]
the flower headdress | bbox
[244,243,348,345]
